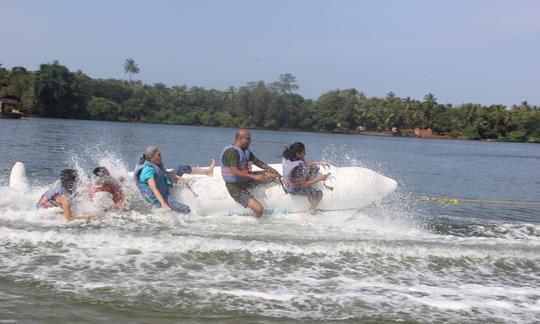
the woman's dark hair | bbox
[60,169,78,194]
[93,166,110,177]
[283,142,305,161]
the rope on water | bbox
[418,196,540,207]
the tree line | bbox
[1,61,539,143]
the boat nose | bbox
[385,176,398,192]
[375,173,398,195]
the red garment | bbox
[87,182,123,203]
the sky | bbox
[2,0,539,106]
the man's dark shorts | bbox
[290,187,322,202]
[226,181,257,208]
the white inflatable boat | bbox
[10,162,398,216]
[173,164,397,216]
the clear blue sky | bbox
[2,0,539,106]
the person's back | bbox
[133,146,191,213]
[282,142,330,212]
[134,150,172,202]
[36,180,65,209]
[86,167,124,212]
[37,169,78,209]
[282,157,308,193]
[36,169,98,221]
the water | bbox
[1,117,539,323]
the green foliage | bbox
[32,61,86,117]
[0,66,34,112]
[2,61,539,143]
[0,64,10,88]
[87,97,122,120]
[505,130,527,142]
[464,126,482,140]
[270,73,299,94]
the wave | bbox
[0,216,538,322]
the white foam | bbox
[0,217,538,322]
[214,289,295,302]
[402,295,472,311]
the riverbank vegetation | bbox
[1,61,539,143]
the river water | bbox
[0,117,539,323]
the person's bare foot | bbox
[205,159,215,177]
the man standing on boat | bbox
[221,129,280,217]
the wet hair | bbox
[93,166,110,177]
[60,169,78,194]
[283,142,305,161]
[138,146,160,164]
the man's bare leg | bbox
[191,159,215,177]
[247,197,264,217]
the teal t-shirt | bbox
[139,161,156,183]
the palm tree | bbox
[464,104,478,127]
[385,91,397,101]
[123,58,140,81]
[490,104,507,137]
[403,97,414,128]
[421,93,437,128]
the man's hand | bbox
[317,173,330,182]
[252,173,267,182]
[318,162,331,169]
[266,166,280,176]
[263,172,278,181]
[253,172,277,182]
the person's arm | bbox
[294,167,330,188]
[252,157,280,178]
[55,195,74,221]
[111,187,125,211]
[147,177,172,211]
[226,166,266,181]
[55,195,102,221]
[111,197,124,211]
[169,172,189,184]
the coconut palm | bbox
[123,58,140,81]
[421,93,437,128]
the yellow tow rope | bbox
[418,196,540,207]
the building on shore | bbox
[414,128,449,139]
[0,95,24,119]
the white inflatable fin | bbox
[9,161,29,193]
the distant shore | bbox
[2,61,538,143]
[11,115,535,144]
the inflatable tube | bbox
[12,161,397,216]
[9,162,28,193]
[172,164,397,216]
